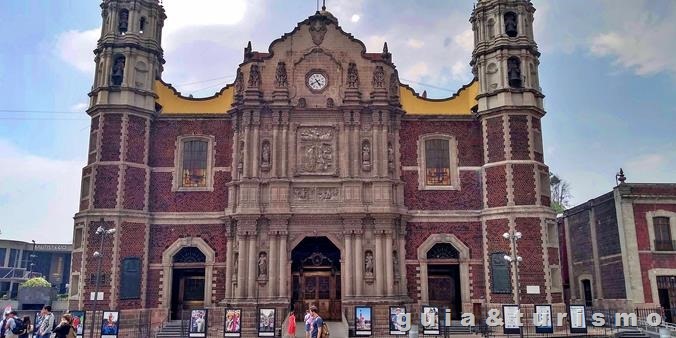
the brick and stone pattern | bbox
[402,170,482,210]
[485,219,512,303]
[486,116,505,163]
[512,164,536,205]
[123,167,147,210]
[148,224,228,264]
[594,198,621,256]
[485,165,507,208]
[93,165,119,209]
[599,259,626,299]
[515,217,547,304]
[117,221,148,309]
[405,222,483,260]
[149,171,230,212]
[399,120,483,167]
[101,114,123,162]
[568,211,592,262]
[509,115,530,160]
[149,119,232,167]
[125,115,147,164]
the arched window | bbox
[507,56,522,88]
[426,243,460,259]
[181,139,208,187]
[139,17,146,34]
[173,247,207,264]
[504,12,518,37]
[425,139,451,186]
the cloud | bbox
[351,14,360,23]
[625,153,667,174]
[0,140,84,243]
[453,29,474,52]
[70,102,88,112]
[406,39,425,49]
[55,28,99,75]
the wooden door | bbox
[180,276,205,309]
[298,271,340,320]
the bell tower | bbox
[72,0,166,311]
[471,0,561,306]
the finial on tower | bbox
[322,0,326,11]
[383,42,389,54]
[616,168,627,185]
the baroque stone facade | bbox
[71,0,559,335]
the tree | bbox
[549,172,572,213]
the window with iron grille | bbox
[181,140,208,187]
[120,257,141,299]
[654,217,673,251]
[425,139,451,186]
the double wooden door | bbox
[293,271,341,320]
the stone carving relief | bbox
[275,62,288,88]
[257,252,268,279]
[486,62,499,91]
[393,250,400,277]
[261,140,271,171]
[235,70,244,94]
[389,72,399,98]
[297,127,335,174]
[387,141,395,172]
[248,64,261,88]
[291,187,340,203]
[134,61,148,89]
[326,98,334,108]
[237,141,244,175]
[316,187,339,201]
[298,98,307,108]
[293,187,313,201]
[309,16,328,45]
[372,66,385,88]
[347,62,360,88]
[361,140,371,171]
[232,252,238,281]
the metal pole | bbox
[511,232,523,338]
[30,240,36,273]
[90,220,106,338]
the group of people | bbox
[285,305,324,338]
[0,305,77,338]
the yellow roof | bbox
[154,79,477,116]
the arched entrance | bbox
[171,247,206,319]
[291,237,341,321]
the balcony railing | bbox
[655,239,676,251]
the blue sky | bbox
[0,0,674,243]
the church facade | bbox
[71,0,560,334]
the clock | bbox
[307,72,328,92]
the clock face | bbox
[307,73,327,91]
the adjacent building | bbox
[559,181,676,322]
[71,0,560,334]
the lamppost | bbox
[89,219,116,338]
[503,230,523,338]
[29,240,37,274]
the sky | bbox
[0,0,675,243]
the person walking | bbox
[304,309,313,338]
[17,316,31,338]
[36,306,54,338]
[286,311,296,338]
[310,306,324,338]
[52,314,75,338]
[4,311,21,338]
[1,312,9,338]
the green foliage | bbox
[20,277,52,288]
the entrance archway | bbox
[291,237,341,321]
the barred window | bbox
[654,217,673,251]
[181,140,208,187]
[425,139,451,186]
[120,257,141,299]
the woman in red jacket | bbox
[286,311,296,338]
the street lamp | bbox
[503,230,523,338]
[29,240,37,274]
[89,219,116,338]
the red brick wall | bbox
[149,119,233,167]
[93,165,119,208]
[599,259,626,299]
[548,248,560,265]
[101,114,123,162]
[512,164,536,205]
[406,265,418,301]
[88,116,100,165]
[633,203,676,251]
[485,165,507,208]
[405,222,483,259]
[515,217,547,304]
[146,268,162,308]
[148,224,228,264]
[509,115,530,160]
[402,170,482,210]
[485,219,512,303]
[118,222,147,309]
[126,115,147,164]
[123,167,146,210]
[148,171,230,212]
[399,120,483,167]
[486,116,505,163]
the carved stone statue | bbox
[111,57,125,86]
[504,12,518,37]
[248,64,261,88]
[275,62,288,88]
[362,141,371,165]
[261,141,271,168]
[298,98,307,108]
[372,66,385,88]
[309,17,328,45]
[258,252,268,278]
[387,142,395,170]
[237,141,244,174]
[347,63,360,88]
[364,251,374,275]
[235,70,244,94]
[389,72,399,97]
[508,57,522,88]
[233,253,238,279]
[326,98,334,108]
[118,10,129,34]
[393,251,399,276]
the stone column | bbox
[355,234,363,296]
[251,114,260,176]
[225,235,234,299]
[248,236,257,298]
[344,233,353,297]
[268,234,278,298]
[236,236,247,298]
[339,123,348,178]
[375,232,384,296]
[385,232,394,296]
[271,122,279,178]
[371,115,379,177]
[242,113,251,178]
[279,233,288,298]
[398,237,407,294]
